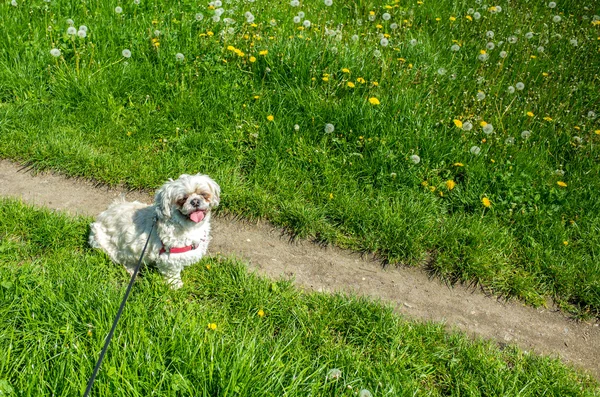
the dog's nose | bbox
[190,198,201,207]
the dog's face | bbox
[154,174,220,223]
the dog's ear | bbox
[203,175,221,207]
[154,183,172,219]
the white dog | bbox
[89,173,220,289]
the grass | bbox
[0,199,598,396]
[0,0,599,316]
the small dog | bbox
[89,173,220,289]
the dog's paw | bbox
[168,278,184,290]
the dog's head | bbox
[154,174,220,223]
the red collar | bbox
[159,244,198,255]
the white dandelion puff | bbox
[373,49,381,57]
[380,37,389,47]
[470,146,481,155]
[324,123,335,133]
[553,15,562,23]
[382,12,391,21]
[410,154,421,164]
[499,50,507,58]
[79,25,88,32]
[290,0,299,6]
[67,26,77,35]
[525,32,534,39]
[508,35,517,44]
[483,123,494,134]
[351,34,359,41]
[175,52,185,61]
[293,16,301,23]
[507,86,515,94]
[477,53,489,62]
[537,46,545,53]
[77,29,87,38]
[437,68,447,75]
[324,0,333,5]
[326,368,342,380]
[477,91,486,101]
[294,124,300,131]
[486,42,495,50]
[463,121,473,131]
[410,39,417,46]
[50,48,61,57]
[555,169,565,176]
[548,1,556,8]
[303,20,311,28]
[516,82,525,90]
[122,49,131,58]
[390,22,398,29]
[297,11,305,18]
[195,13,204,21]
[521,130,531,139]
[359,390,373,397]
[451,44,460,51]
[505,137,515,145]
[473,11,481,20]
[486,30,494,39]
[115,6,123,13]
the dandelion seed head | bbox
[516,82,525,90]
[548,1,556,8]
[215,8,224,16]
[214,0,222,5]
[410,154,421,164]
[537,46,545,53]
[79,25,88,32]
[324,123,335,133]
[473,12,481,20]
[290,0,299,6]
[463,121,473,131]
[525,32,534,39]
[437,68,446,75]
[555,169,565,176]
[66,18,75,26]
[351,34,359,41]
[122,49,132,58]
[115,6,123,13]
[359,390,373,397]
[467,8,475,14]
[50,48,61,57]
[195,13,204,21]
[499,50,507,58]
[505,137,515,145]
[553,15,561,22]
[175,52,185,61]
[212,15,220,22]
[324,0,333,6]
[327,368,342,380]
[368,14,376,21]
[294,124,300,131]
[588,111,597,119]
[380,37,389,47]
[483,123,494,134]
[470,146,481,155]
[486,30,494,39]
[293,16,301,23]
[569,38,577,46]
[390,22,398,29]
[67,26,77,35]
[410,38,417,46]
[477,53,489,62]
[451,44,460,51]
[11,0,18,6]
[477,91,486,101]
[303,20,311,28]
[486,42,495,50]
[297,11,305,18]
[382,12,391,21]
[521,130,531,139]
[507,85,515,93]
[508,35,517,44]
[77,29,87,38]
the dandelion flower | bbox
[410,154,421,164]
[446,180,456,190]
[67,26,77,35]
[553,15,561,23]
[115,6,123,13]
[249,56,256,62]
[324,123,335,133]
[175,53,185,61]
[477,91,486,101]
[463,121,473,131]
[259,50,268,56]
[50,48,61,57]
[453,119,463,128]
[482,197,491,207]
[303,20,311,28]
[77,29,87,38]
[557,181,567,187]
[410,39,417,46]
[294,124,300,131]
[507,86,515,94]
[483,123,494,134]
[347,82,355,88]
[548,1,556,8]
[195,13,204,21]
[368,97,380,105]
[380,38,389,46]
[521,130,531,139]
[516,82,525,90]
[257,309,265,317]
[473,11,481,20]
[208,323,217,330]
[327,368,342,380]
[122,49,132,58]
[451,44,460,51]
[382,12,391,20]
[324,0,333,5]
[499,50,507,58]
[470,146,481,155]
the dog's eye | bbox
[201,192,211,201]
[176,197,188,206]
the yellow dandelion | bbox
[259,50,268,56]
[543,116,553,121]
[453,119,463,128]
[376,24,383,29]
[227,45,235,51]
[480,49,486,55]
[557,181,567,187]
[446,180,456,190]
[527,111,534,117]
[208,323,217,330]
[357,77,366,84]
[329,193,334,200]
[372,81,379,86]
[449,16,456,21]
[435,17,441,21]
[368,97,381,105]
[347,82,355,88]
[249,56,256,62]
[342,68,350,73]
[594,130,600,135]
[542,72,549,76]
[574,126,581,130]
[453,162,464,167]
[267,115,274,122]
[482,197,491,208]
[563,240,569,246]
[466,15,473,21]
[258,309,265,317]
[480,121,488,127]
[369,11,375,15]
[322,77,329,82]
[207,31,214,36]
[253,95,260,99]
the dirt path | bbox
[1,159,599,379]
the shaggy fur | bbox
[89,174,220,288]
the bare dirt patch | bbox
[1,159,598,379]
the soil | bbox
[1,159,599,379]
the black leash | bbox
[83,219,156,397]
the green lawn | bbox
[0,0,599,316]
[0,199,598,396]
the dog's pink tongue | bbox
[189,210,205,223]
